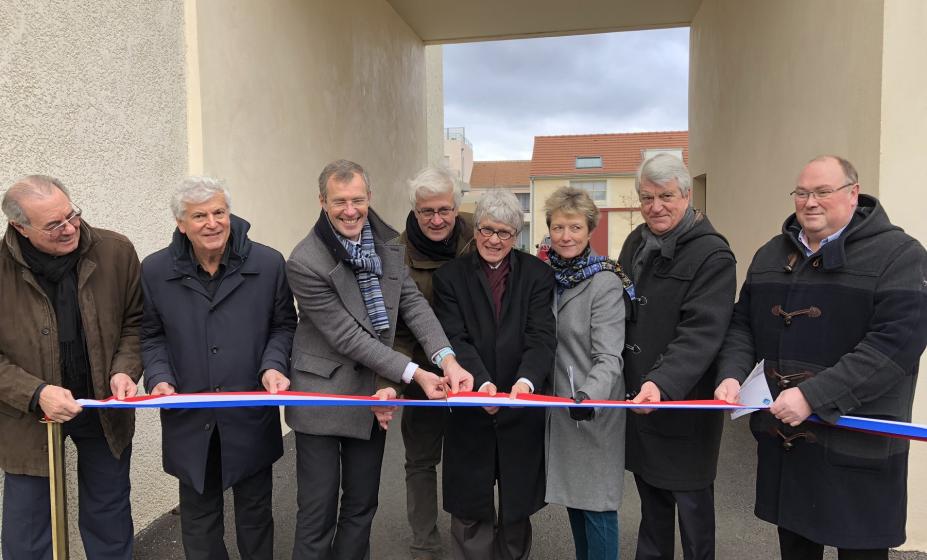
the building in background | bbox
[530,131,689,258]
[467,160,532,251]
[444,126,474,188]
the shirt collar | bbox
[798,223,849,257]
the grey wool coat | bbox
[545,270,626,512]
[285,210,451,439]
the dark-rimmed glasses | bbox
[477,226,515,241]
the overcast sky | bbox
[443,28,689,161]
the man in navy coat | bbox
[142,176,296,560]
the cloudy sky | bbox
[443,28,689,161]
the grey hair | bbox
[809,155,859,185]
[318,159,370,201]
[171,176,231,220]
[2,175,70,225]
[408,166,462,207]
[636,153,692,195]
[474,189,523,234]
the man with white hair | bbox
[1,175,142,559]
[391,166,474,560]
[618,154,737,560]
[141,176,296,560]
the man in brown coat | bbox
[389,166,473,560]
[0,175,142,560]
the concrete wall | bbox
[690,0,925,549]
[877,0,927,550]
[425,45,446,168]
[193,0,430,252]
[0,1,189,557]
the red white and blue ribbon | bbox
[76,391,927,442]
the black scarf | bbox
[405,211,463,261]
[631,206,697,284]
[16,229,91,399]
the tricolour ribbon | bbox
[76,391,927,442]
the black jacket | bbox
[618,214,736,491]
[433,250,556,521]
[141,215,296,492]
[717,195,927,548]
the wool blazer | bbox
[285,210,450,440]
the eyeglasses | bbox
[328,197,369,209]
[415,207,456,219]
[790,182,856,201]
[19,206,82,239]
[477,226,515,241]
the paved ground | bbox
[136,411,926,559]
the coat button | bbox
[204,423,211,431]
[41,328,50,335]
[211,347,218,354]
[214,386,222,392]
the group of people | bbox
[0,152,923,560]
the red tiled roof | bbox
[530,131,688,177]
[470,160,532,188]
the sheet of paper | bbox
[731,359,773,420]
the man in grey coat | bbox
[286,159,474,560]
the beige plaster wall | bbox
[0,2,188,557]
[193,0,429,254]
[425,45,446,168]
[689,0,883,284]
[877,0,927,550]
[691,0,925,550]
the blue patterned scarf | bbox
[548,246,633,297]
[338,221,390,332]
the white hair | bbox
[171,176,231,219]
[407,166,462,207]
[474,189,523,233]
[636,153,692,195]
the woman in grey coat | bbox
[544,187,629,560]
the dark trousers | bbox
[778,527,889,560]
[633,475,715,560]
[450,514,532,560]
[292,425,387,560]
[179,428,274,560]
[401,404,446,557]
[567,508,618,560]
[1,409,133,560]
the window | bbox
[575,156,602,169]
[517,224,531,251]
[642,148,684,162]
[515,192,530,213]
[570,180,607,202]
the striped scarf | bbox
[339,221,390,332]
[548,246,633,297]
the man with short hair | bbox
[141,176,296,560]
[618,154,736,560]
[716,155,927,559]
[1,175,142,559]
[392,166,473,560]
[286,159,473,560]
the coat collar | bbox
[3,219,101,267]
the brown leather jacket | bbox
[0,221,143,476]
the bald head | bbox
[2,175,70,225]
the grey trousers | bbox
[401,404,447,557]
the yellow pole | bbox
[44,419,69,560]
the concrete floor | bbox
[135,411,926,559]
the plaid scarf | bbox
[548,246,633,297]
[338,221,390,333]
